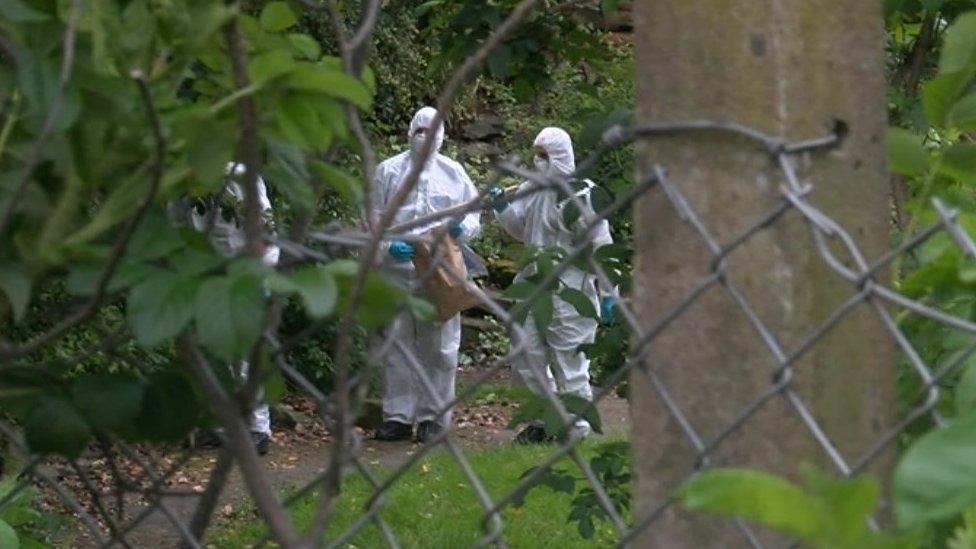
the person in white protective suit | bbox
[371,106,481,443]
[167,162,279,455]
[489,127,617,443]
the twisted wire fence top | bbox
[2,119,972,548]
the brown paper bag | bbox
[411,228,483,323]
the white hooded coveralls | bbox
[168,162,278,435]
[496,127,613,406]
[371,107,481,427]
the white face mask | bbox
[410,134,427,156]
[533,155,549,173]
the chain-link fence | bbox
[2,116,975,548]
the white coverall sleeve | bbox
[453,163,481,241]
[257,177,280,267]
[495,183,528,242]
[370,161,391,229]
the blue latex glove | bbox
[488,186,508,213]
[600,297,617,326]
[448,220,464,239]
[388,240,415,263]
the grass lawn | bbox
[213,441,625,548]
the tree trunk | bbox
[630,1,896,545]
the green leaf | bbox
[887,128,930,177]
[922,72,970,127]
[63,166,151,247]
[264,371,286,405]
[802,467,877,545]
[0,0,50,22]
[559,288,598,319]
[71,375,144,433]
[504,281,535,300]
[185,116,237,187]
[406,295,435,322]
[532,291,554,334]
[127,272,199,346]
[955,358,976,416]
[66,261,155,296]
[948,92,976,131]
[273,265,338,319]
[601,0,621,14]
[136,371,202,442]
[589,185,614,213]
[939,12,976,74]
[676,468,820,540]
[286,66,372,110]
[16,48,81,133]
[561,393,602,434]
[127,209,186,261]
[0,519,18,549]
[309,160,363,205]
[0,266,31,323]
[259,1,297,31]
[506,393,550,429]
[561,201,582,228]
[249,50,298,84]
[357,273,407,327]
[265,138,316,214]
[413,0,444,17]
[288,33,322,60]
[275,94,333,150]
[487,44,512,79]
[893,411,976,528]
[939,142,976,184]
[24,397,91,458]
[168,246,227,277]
[194,274,266,362]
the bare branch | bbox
[178,334,304,548]
[223,16,266,260]
[183,450,235,548]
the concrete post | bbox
[631,1,895,545]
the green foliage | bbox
[415,0,609,101]
[677,467,922,549]
[0,479,72,548]
[213,442,621,547]
[894,411,976,529]
[507,392,602,439]
[947,507,976,549]
[514,441,630,539]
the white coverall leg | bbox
[373,107,481,428]
[172,161,279,436]
[511,294,597,401]
[381,270,462,426]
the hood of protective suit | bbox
[533,127,576,176]
[408,106,445,163]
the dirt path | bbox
[66,366,629,547]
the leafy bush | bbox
[0,478,73,547]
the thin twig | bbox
[179,334,303,548]
[223,16,266,260]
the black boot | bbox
[375,421,413,441]
[415,421,443,444]
[190,429,224,450]
[251,431,270,456]
[514,423,555,444]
